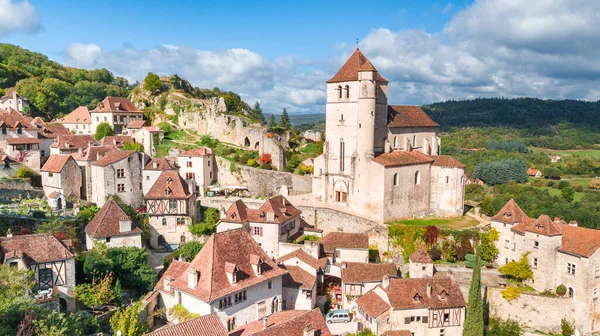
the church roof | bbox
[431,155,466,168]
[387,106,439,128]
[373,150,434,167]
[327,49,388,83]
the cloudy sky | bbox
[2,0,600,114]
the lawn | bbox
[532,147,600,159]
[535,186,585,202]
[387,216,480,229]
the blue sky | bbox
[2,0,600,114]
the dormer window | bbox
[167,176,173,184]
[439,290,447,300]
[413,293,421,302]
[231,213,236,219]
[17,126,22,134]
[165,187,172,196]
[1,126,6,135]
[504,211,512,218]
[259,211,265,218]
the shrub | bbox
[247,159,257,167]
[15,167,34,178]
[260,163,273,170]
[229,162,240,173]
[157,122,172,134]
[556,284,567,296]
[295,234,319,244]
[499,253,533,282]
[547,180,555,187]
[557,180,570,189]
[501,286,521,302]
[73,274,115,308]
[109,302,147,336]
[588,179,600,190]
[94,122,114,141]
[561,318,575,336]
[169,304,199,322]
[258,153,272,164]
[487,317,524,336]
[573,185,584,192]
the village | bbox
[0,47,596,336]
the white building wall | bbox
[338,248,369,263]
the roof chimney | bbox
[188,268,198,289]
[153,161,158,169]
[164,276,173,292]
[119,216,132,233]
[6,228,12,238]
[382,275,390,290]
[178,253,186,262]
[426,283,432,298]
[341,262,347,269]
[569,220,578,227]
[384,139,391,153]
[303,324,315,336]
[263,317,268,330]
[266,211,275,222]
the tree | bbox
[123,139,144,152]
[110,302,146,336]
[143,72,161,94]
[463,253,483,336]
[498,253,533,282]
[94,122,114,141]
[268,114,277,128]
[15,167,35,178]
[478,228,499,264]
[542,166,561,180]
[73,274,115,308]
[561,187,575,202]
[487,317,524,336]
[82,243,114,279]
[107,247,157,292]
[424,226,439,250]
[279,108,291,129]
[33,311,83,336]
[179,241,203,261]
[0,265,38,335]
[561,318,575,336]
[250,101,266,125]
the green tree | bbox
[33,310,83,336]
[463,253,483,336]
[143,72,162,94]
[123,139,144,152]
[561,318,575,336]
[498,253,533,282]
[110,302,146,336]
[250,101,266,124]
[94,122,114,141]
[268,114,277,128]
[107,247,157,292]
[15,167,35,178]
[478,228,499,264]
[279,108,291,129]
[73,273,115,308]
[561,187,575,202]
[0,264,39,335]
[487,317,524,336]
[179,241,204,261]
[82,243,114,278]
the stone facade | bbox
[177,148,214,196]
[41,155,82,203]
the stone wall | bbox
[0,179,43,200]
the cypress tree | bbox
[463,253,484,336]
[268,114,277,128]
[279,108,291,129]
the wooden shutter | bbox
[259,227,263,236]
[250,226,254,235]
[422,316,428,323]
[405,317,410,324]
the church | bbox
[312,49,466,222]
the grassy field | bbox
[387,216,480,229]
[532,147,600,159]
[534,186,585,202]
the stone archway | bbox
[254,142,260,150]
[333,180,348,203]
[157,235,167,248]
[244,137,250,147]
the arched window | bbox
[339,139,345,172]
[568,287,574,298]
[162,218,167,226]
[337,85,342,99]
[415,171,421,185]
[345,85,350,98]
[271,297,279,313]
[393,136,398,149]
[393,173,399,187]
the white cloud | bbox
[64,43,102,67]
[0,0,39,37]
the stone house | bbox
[409,245,434,278]
[491,199,600,333]
[177,147,214,196]
[341,261,397,309]
[90,149,145,207]
[0,88,29,113]
[356,276,466,336]
[50,134,98,155]
[40,154,82,209]
[72,144,118,201]
[56,106,92,135]
[85,199,143,249]
[276,248,328,310]
[152,229,287,331]
[229,308,332,336]
[318,232,370,264]
[143,157,179,195]
[129,125,164,157]
[99,135,133,148]
[145,170,197,249]
[312,49,465,222]
[0,232,77,312]
[216,196,302,259]
[0,109,40,171]
[90,97,143,135]
[144,312,228,336]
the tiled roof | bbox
[327,49,388,84]
[281,264,316,290]
[230,309,332,336]
[384,277,465,309]
[141,126,163,133]
[491,199,530,223]
[179,147,213,157]
[0,233,75,265]
[41,154,73,173]
[387,105,439,128]
[341,262,397,284]
[319,232,369,253]
[100,135,133,147]
[30,117,45,127]
[144,157,179,171]
[559,225,600,257]
[93,97,141,113]
[51,134,98,149]
[356,290,390,318]
[528,168,540,176]
[0,109,35,128]
[155,260,189,295]
[224,199,250,223]
[85,199,142,239]
[92,149,136,167]
[145,313,227,336]
[72,145,118,162]
[382,331,413,336]
[166,229,287,302]
[145,170,192,199]
[373,150,434,167]
[512,215,562,237]
[431,155,466,168]
[38,123,71,139]
[126,119,146,129]
[58,106,91,124]
[6,137,39,145]
[276,248,328,270]
[409,245,433,263]
[222,196,302,224]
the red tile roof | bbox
[92,149,136,167]
[527,168,540,176]
[59,106,91,124]
[145,313,228,336]
[155,260,189,295]
[341,262,397,284]
[319,232,369,253]
[492,199,530,223]
[223,196,302,224]
[179,147,213,157]
[373,150,434,167]
[38,123,71,139]
[512,215,562,237]
[145,170,192,199]
[126,119,146,129]
[0,110,35,129]
[6,137,40,145]
[327,49,388,84]
[281,264,316,290]
[276,248,328,270]
[72,145,118,161]
[223,199,250,223]
[356,290,390,318]
[382,331,413,336]
[0,233,75,265]
[409,245,433,263]
[166,229,287,302]
[141,126,163,133]
[41,154,73,173]
[230,309,332,336]
[387,106,439,128]
[384,277,465,309]
[51,134,98,149]
[100,135,133,147]
[559,225,600,257]
[144,157,179,171]
[431,155,466,168]
[85,199,142,239]
[93,97,141,113]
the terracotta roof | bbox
[144,157,178,171]
[145,313,227,336]
[0,233,75,265]
[59,106,91,124]
[51,135,98,150]
[126,119,146,129]
[0,110,35,129]
[382,331,413,336]
[179,147,214,157]
[356,290,390,318]
[281,264,316,290]
[92,149,137,167]
[30,117,45,127]
[276,248,328,270]
[41,154,73,173]
[512,215,562,237]
[327,49,388,84]
[491,199,530,223]
[72,145,118,161]
[155,260,189,295]
[145,170,192,199]
[38,123,71,139]
[85,199,142,239]
[47,191,60,199]
[341,262,397,284]
[528,168,540,176]
[222,196,302,224]
[230,309,332,336]
[319,232,369,253]
[431,155,466,168]
[93,97,141,113]
[141,126,163,133]
[100,135,133,147]
[409,245,433,263]
[166,229,287,302]
[387,105,439,128]
[373,150,434,167]
[6,137,39,145]
[559,225,600,257]
[384,277,465,309]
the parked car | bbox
[326,309,351,323]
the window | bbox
[443,313,450,322]
[76,125,79,129]
[9,261,18,268]
[1,127,6,135]
[337,85,342,99]
[104,117,107,122]
[117,184,125,192]
[414,171,421,185]
[345,85,350,98]
[234,290,247,304]
[177,217,186,225]
[268,280,272,290]
[106,237,111,243]
[17,126,22,134]
[446,176,450,184]
[440,329,445,336]
[257,301,267,319]
[393,173,399,187]
[567,263,576,275]
[254,226,260,236]
[96,117,99,122]
[162,218,167,226]
[413,135,417,147]
[219,296,233,309]
[568,287,574,298]
[146,175,150,181]
[48,172,53,177]
[504,240,510,249]
[594,288,599,300]
[116,169,125,178]
[165,187,171,196]
[186,172,195,180]
[533,241,539,248]
[227,317,236,332]
[169,200,177,210]
[187,161,192,168]
[208,160,210,167]
[596,265,600,278]
[339,139,345,172]
[41,150,45,157]
[210,172,213,179]
[38,264,53,289]
[532,257,538,269]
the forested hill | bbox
[423,98,600,129]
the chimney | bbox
[341,262,347,269]
[78,147,83,156]
[119,216,132,233]
[266,211,275,222]
[262,317,268,330]
[164,276,173,292]
[569,220,578,227]
[384,139,391,153]
[382,275,390,290]
[188,268,198,289]
[153,161,158,169]
[178,254,186,262]
[6,228,12,238]
[303,324,315,336]
[426,283,432,298]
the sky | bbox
[1,0,600,114]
